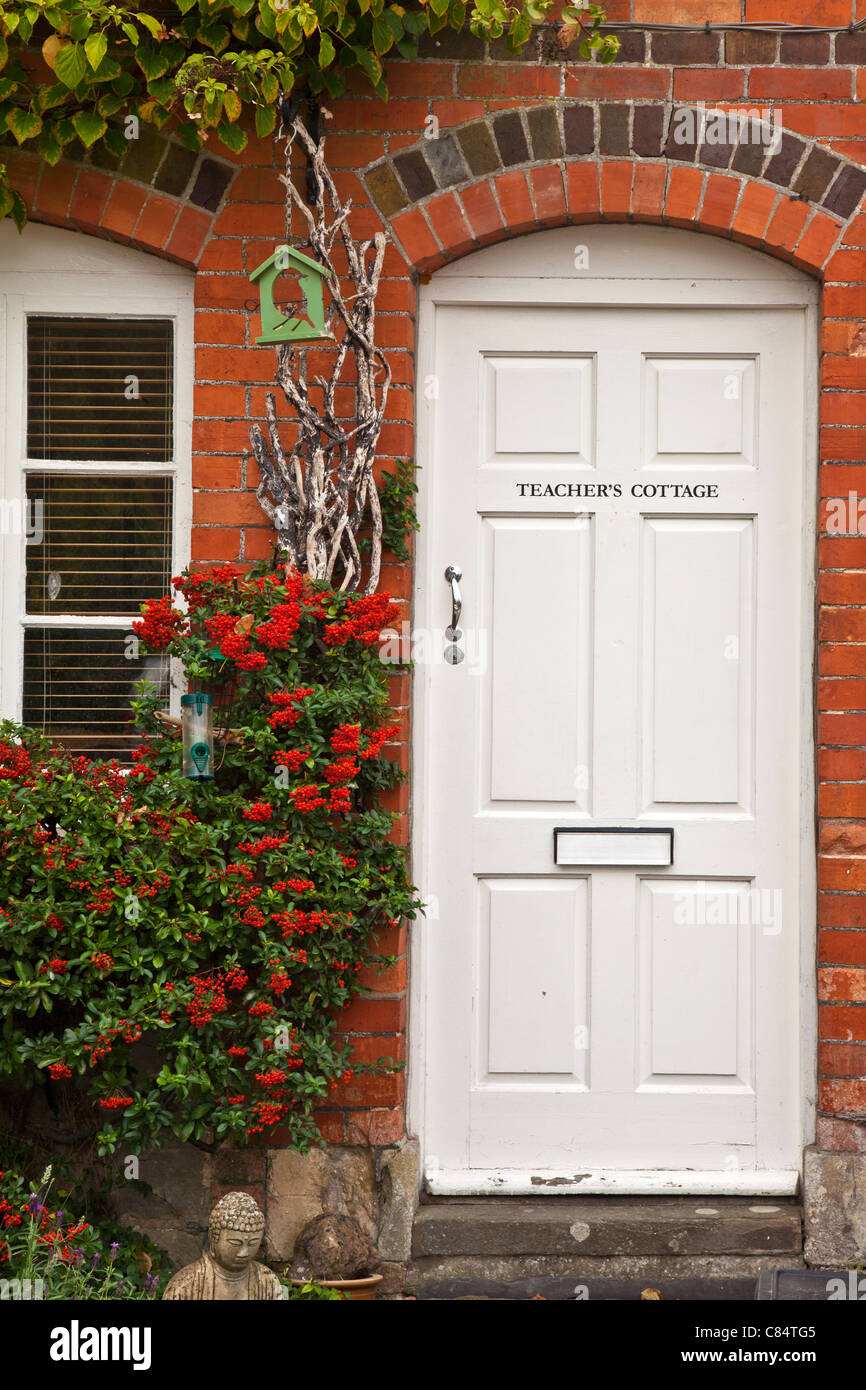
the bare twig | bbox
[250,113,390,593]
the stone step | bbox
[412,1196,803,1260]
[408,1197,803,1296]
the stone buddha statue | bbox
[163,1191,284,1301]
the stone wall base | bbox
[803,1145,866,1266]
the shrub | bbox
[0,560,418,1157]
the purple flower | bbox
[27,1194,40,1215]
[92,1252,99,1268]
[108,1241,119,1263]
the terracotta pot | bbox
[291,1273,383,1301]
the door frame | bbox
[409,224,819,1195]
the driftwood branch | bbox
[249,112,391,594]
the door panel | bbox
[422,297,809,1183]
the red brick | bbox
[192,457,243,489]
[390,207,441,272]
[432,100,487,130]
[821,785,866,817]
[328,98,428,133]
[424,191,475,259]
[460,180,504,244]
[492,169,536,235]
[674,70,745,102]
[819,858,866,892]
[3,151,41,209]
[749,69,852,101]
[821,426,866,461]
[34,162,77,223]
[326,1070,404,1107]
[563,68,671,99]
[819,966,866,1002]
[821,575,866,607]
[135,194,179,253]
[190,527,240,561]
[822,361,866,393]
[699,173,741,235]
[664,165,704,227]
[192,419,254,454]
[312,1109,347,1144]
[820,1003,866,1041]
[820,1042,866,1075]
[354,957,408,993]
[816,1116,866,1151]
[793,211,843,273]
[820,1079,866,1113]
[193,383,246,418]
[818,747,866,780]
[819,930,866,965]
[345,1108,405,1145]
[825,248,866,283]
[764,197,811,261]
[820,610,866,643]
[100,182,148,241]
[166,206,212,265]
[338,996,408,1033]
[745,0,850,19]
[732,181,777,247]
[529,164,567,227]
[196,345,272,383]
[566,162,600,222]
[819,894,866,929]
[69,169,113,228]
[600,161,633,222]
[631,163,667,222]
[637,0,738,14]
[457,65,559,100]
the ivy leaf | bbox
[216,120,247,154]
[6,107,42,143]
[53,43,87,89]
[71,109,107,149]
[223,89,242,122]
[371,16,393,54]
[84,31,107,71]
[135,46,169,80]
[255,103,276,138]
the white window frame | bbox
[0,225,195,742]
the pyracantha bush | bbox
[0,560,417,1156]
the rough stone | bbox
[493,111,529,168]
[763,133,806,190]
[562,104,594,157]
[527,105,562,162]
[413,1197,802,1259]
[114,1143,211,1269]
[803,1146,866,1265]
[266,1145,379,1264]
[823,165,866,220]
[378,1139,420,1262]
[410,1252,801,1287]
[189,158,233,212]
[291,1213,380,1281]
[393,149,437,202]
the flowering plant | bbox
[0,1166,165,1298]
[0,560,417,1156]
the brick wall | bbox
[12,0,866,1156]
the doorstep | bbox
[408,1196,804,1301]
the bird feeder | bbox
[181,691,213,781]
[249,245,334,346]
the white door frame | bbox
[408,225,819,1196]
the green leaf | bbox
[138,13,164,39]
[135,46,169,80]
[372,16,393,53]
[37,130,62,164]
[112,71,135,97]
[216,120,247,153]
[353,45,382,86]
[255,103,276,138]
[53,43,87,90]
[72,109,107,149]
[0,33,7,72]
[178,122,203,153]
[121,22,140,45]
[6,107,42,143]
[319,33,335,67]
[223,89,242,122]
[103,127,128,158]
[84,31,107,71]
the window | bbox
[0,225,193,760]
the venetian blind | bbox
[24,317,174,759]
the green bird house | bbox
[249,244,334,346]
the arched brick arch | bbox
[360,104,864,278]
[3,129,238,268]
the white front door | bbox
[414,227,816,1194]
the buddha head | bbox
[207,1191,266,1274]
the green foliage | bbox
[377,458,419,564]
[0,560,419,1156]
[282,1278,347,1299]
[0,1164,168,1298]
[0,1,617,222]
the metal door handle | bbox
[445,565,462,636]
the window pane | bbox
[27,317,173,462]
[23,628,169,761]
[25,474,173,617]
